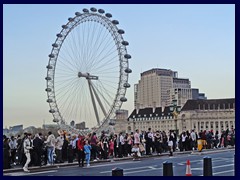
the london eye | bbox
[45,7,132,134]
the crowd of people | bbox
[3,127,235,172]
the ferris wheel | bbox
[45,7,132,134]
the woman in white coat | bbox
[23,133,33,172]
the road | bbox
[4,149,234,176]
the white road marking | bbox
[213,169,234,175]
[80,160,141,169]
[177,163,185,165]
[191,168,202,170]
[4,170,58,176]
[180,157,233,164]
[123,168,163,175]
[100,165,158,173]
[212,164,234,169]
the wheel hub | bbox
[78,72,98,80]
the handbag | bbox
[139,143,145,152]
[168,140,173,147]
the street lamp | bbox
[169,99,181,136]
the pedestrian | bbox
[90,132,98,161]
[190,129,197,150]
[19,133,28,166]
[108,138,114,157]
[55,130,64,163]
[3,136,11,169]
[33,133,43,166]
[168,130,175,156]
[44,131,56,165]
[113,134,119,158]
[23,133,33,172]
[145,128,153,155]
[9,136,17,165]
[154,131,162,155]
[77,135,85,167]
[84,140,91,167]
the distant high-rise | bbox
[134,68,177,109]
[134,68,206,109]
[76,122,86,130]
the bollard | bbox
[163,161,173,176]
[112,167,123,176]
[203,156,212,176]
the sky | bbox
[3,4,235,129]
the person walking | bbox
[55,131,64,163]
[154,131,162,155]
[145,128,153,155]
[23,133,33,172]
[90,132,98,161]
[84,140,91,167]
[9,136,17,165]
[44,131,56,165]
[32,133,43,166]
[118,132,124,158]
[168,130,175,156]
[3,136,11,169]
[77,135,85,167]
[190,129,197,150]
[113,134,119,158]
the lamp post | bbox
[169,99,181,136]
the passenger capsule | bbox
[56,33,63,38]
[123,83,131,88]
[122,41,129,46]
[49,109,55,113]
[83,8,89,13]
[90,7,97,12]
[52,43,58,48]
[46,65,53,69]
[45,77,52,81]
[46,99,53,103]
[98,9,105,14]
[68,17,74,22]
[105,13,112,18]
[48,54,55,58]
[62,25,68,29]
[124,54,131,59]
[53,119,59,123]
[125,68,132,73]
[75,12,81,16]
[45,88,52,92]
[120,97,127,102]
[118,29,125,34]
[112,20,119,25]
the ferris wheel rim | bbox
[45,8,131,131]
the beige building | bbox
[179,98,235,133]
[134,68,177,109]
[134,68,195,110]
[122,98,235,136]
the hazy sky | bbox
[3,4,235,129]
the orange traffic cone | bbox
[186,160,192,176]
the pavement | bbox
[3,146,235,174]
